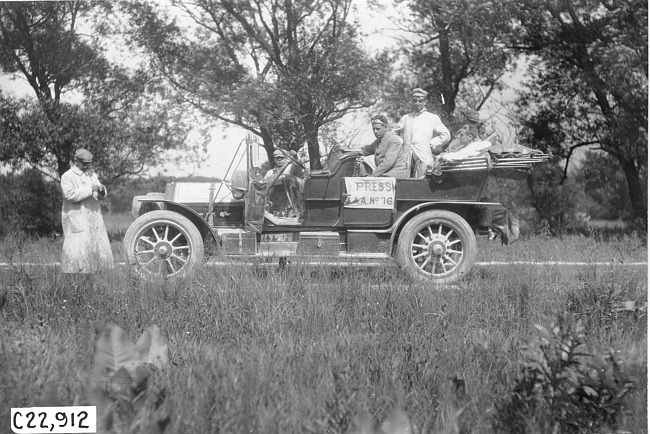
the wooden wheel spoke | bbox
[412,250,429,260]
[158,258,168,276]
[140,237,156,247]
[413,243,429,249]
[443,254,458,266]
[447,248,463,255]
[418,256,431,271]
[144,255,158,267]
[170,253,188,264]
[170,232,183,244]
[448,239,461,246]
[433,256,445,272]
[150,227,162,242]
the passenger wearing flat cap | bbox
[263,149,295,181]
[60,148,113,273]
[349,115,409,178]
[396,88,451,177]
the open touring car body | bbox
[124,139,550,284]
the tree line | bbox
[0,0,646,231]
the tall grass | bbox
[1,243,646,433]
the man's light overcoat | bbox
[60,166,113,273]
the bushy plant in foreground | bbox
[63,322,172,434]
[493,313,645,434]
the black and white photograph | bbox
[0,0,647,432]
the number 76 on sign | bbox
[11,406,96,433]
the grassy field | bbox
[0,222,647,433]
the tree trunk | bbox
[620,156,647,225]
[304,123,322,170]
[438,28,455,117]
[259,125,275,162]
[307,135,322,170]
[56,156,70,178]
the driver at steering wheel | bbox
[263,149,293,181]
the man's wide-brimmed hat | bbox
[412,88,428,98]
[75,148,93,163]
[273,149,285,158]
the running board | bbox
[207,251,391,266]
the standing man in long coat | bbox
[398,88,451,177]
[60,149,114,273]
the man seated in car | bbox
[346,114,409,178]
[431,110,487,175]
[263,149,292,181]
[448,109,481,153]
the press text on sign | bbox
[11,406,96,433]
[343,177,396,210]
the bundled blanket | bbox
[441,140,493,161]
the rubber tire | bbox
[396,210,477,286]
[123,210,204,279]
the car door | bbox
[342,177,394,227]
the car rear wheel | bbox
[396,210,477,285]
[123,210,204,279]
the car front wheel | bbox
[123,210,204,279]
[396,210,477,285]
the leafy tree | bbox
[123,0,388,169]
[379,0,514,132]
[527,163,578,237]
[483,173,538,226]
[509,0,648,224]
[0,169,62,237]
[575,150,643,221]
[0,2,199,180]
[0,94,202,183]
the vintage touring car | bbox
[123,137,550,285]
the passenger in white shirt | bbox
[397,88,451,177]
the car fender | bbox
[388,201,503,253]
[134,198,219,245]
[131,193,166,219]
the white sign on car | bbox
[343,177,396,209]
